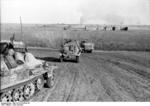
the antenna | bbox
[20,16,24,42]
[10,33,15,45]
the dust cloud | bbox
[79,0,150,25]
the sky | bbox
[1,0,150,25]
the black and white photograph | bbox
[1,0,150,105]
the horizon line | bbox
[1,23,150,26]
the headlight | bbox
[59,53,62,56]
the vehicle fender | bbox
[46,65,58,78]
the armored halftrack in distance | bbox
[80,40,94,53]
[59,39,82,63]
[0,40,57,102]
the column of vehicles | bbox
[59,39,94,63]
[0,36,94,102]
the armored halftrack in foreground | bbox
[0,41,57,102]
[80,40,94,53]
[59,39,82,63]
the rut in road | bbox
[85,53,150,101]
[30,50,150,101]
[88,53,150,82]
[82,54,134,101]
[97,52,150,68]
[65,67,79,101]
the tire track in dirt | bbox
[59,63,79,101]
[78,59,113,101]
[97,52,150,68]
[99,55,150,80]
[94,54,150,85]
[85,53,150,101]
[82,54,132,101]
[88,53,150,81]
[65,68,79,101]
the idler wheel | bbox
[1,91,12,102]
[12,88,24,102]
[23,82,35,100]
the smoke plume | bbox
[79,0,150,25]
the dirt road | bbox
[30,50,150,101]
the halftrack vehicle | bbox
[0,41,57,102]
[80,40,94,53]
[59,39,82,63]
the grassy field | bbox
[1,23,150,51]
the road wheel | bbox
[1,91,12,102]
[23,82,35,100]
[76,56,79,63]
[36,77,44,91]
[12,88,24,102]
